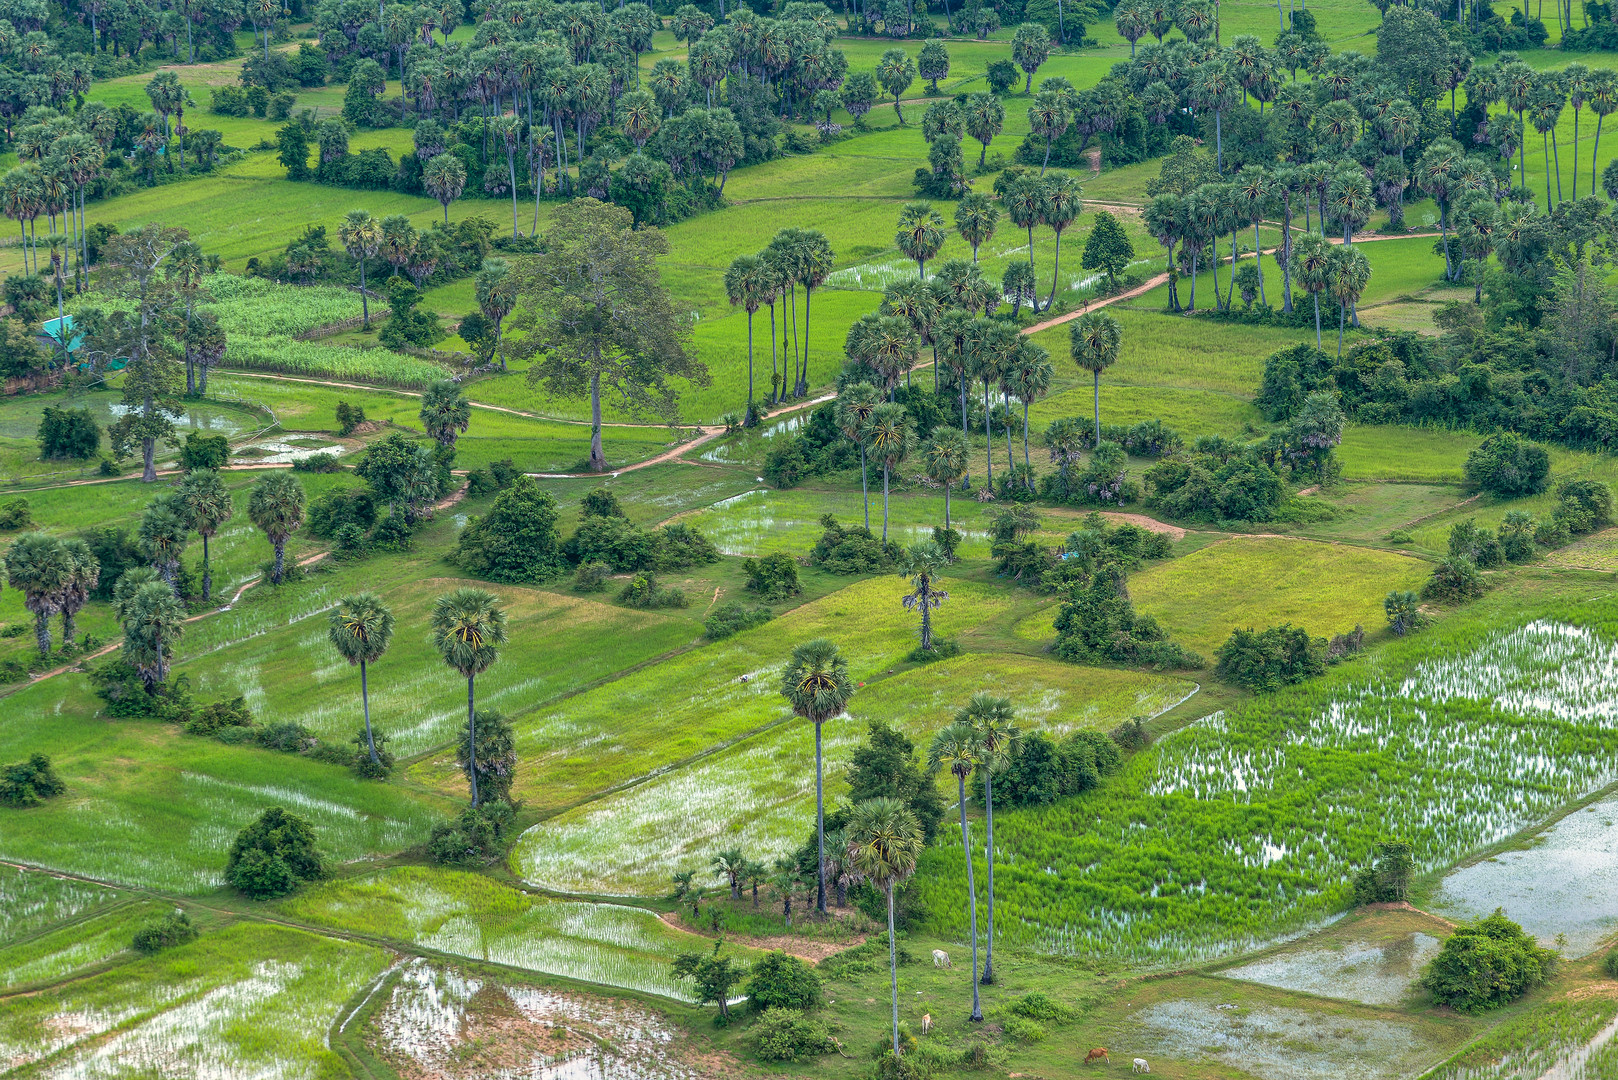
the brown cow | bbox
[1084,1048,1110,1065]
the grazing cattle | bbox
[931,949,951,968]
[921,1013,932,1034]
[1132,1059,1151,1073]
[1084,1047,1110,1064]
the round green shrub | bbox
[745,951,822,1012]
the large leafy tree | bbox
[97,226,189,482]
[961,692,1017,984]
[176,468,233,603]
[513,198,704,473]
[928,721,984,1021]
[1069,311,1122,447]
[845,797,925,1056]
[5,532,69,657]
[248,472,305,585]
[328,592,395,769]
[431,587,508,807]
[780,637,855,915]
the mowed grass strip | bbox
[514,652,1195,896]
[1128,536,1432,658]
[410,576,1012,811]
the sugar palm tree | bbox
[138,494,188,595]
[954,192,999,263]
[1588,70,1618,198]
[56,537,98,645]
[711,848,747,900]
[1044,416,1086,495]
[928,721,984,1022]
[176,468,232,603]
[1069,311,1122,448]
[924,426,971,530]
[899,540,949,651]
[1004,177,1049,313]
[845,797,926,1057]
[1041,173,1083,310]
[1328,244,1371,358]
[328,592,395,768]
[796,230,835,398]
[1005,342,1053,474]
[725,253,771,409]
[1289,232,1333,350]
[474,258,517,371]
[121,579,185,689]
[780,638,855,915]
[5,532,69,658]
[961,692,1017,984]
[867,403,915,543]
[836,383,880,531]
[431,587,508,807]
[896,202,947,280]
[419,380,471,449]
[248,472,305,586]
[338,209,383,328]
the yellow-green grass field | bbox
[1127,535,1433,657]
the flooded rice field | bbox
[1221,933,1441,1006]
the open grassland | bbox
[411,575,1014,810]
[921,601,1618,964]
[1126,536,1431,657]
[0,675,443,893]
[0,922,387,1079]
[1338,425,1484,483]
[278,866,755,1002]
[514,652,1194,896]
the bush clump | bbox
[1464,432,1550,498]
[1422,556,1486,603]
[745,951,822,1012]
[618,573,687,609]
[1003,1017,1047,1042]
[0,496,31,531]
[226,807,326,899]
[754,1007,836,1062]
[1009,992,1077,1022]
[991,729,1123,808]
[1052,567,1201,669]
[809,514,897,573]
[705,601,773,640]
[132,909,198,954]
[572,560,611,593]
[0,753,65,807]
[454,475,567,583]
[427,800,517,865]
[1214,624,1327,692]
[744,552,801,600]
[184,696,254,737]
[1421,909,1555,1013]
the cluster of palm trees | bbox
[2,531,98,660]
[723,227,835,408]
[771,635,1031,1056]
[326,586,507,798]
[2,111,109,297]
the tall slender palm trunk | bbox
[887,883,901,1054]
[466,675,480,807]
[860,449,870,530]
[982,773,996,983]
[361,658,379,763]
[957,775,983,1021]
[815,720,826,913]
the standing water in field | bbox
[1220,933,1441,1005]
[1433,791,1618,957]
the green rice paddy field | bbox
[8,7,1618,1079]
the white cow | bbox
[931,949,951,968]
[1132,1059,1151,1073]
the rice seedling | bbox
[514,653,1194,895]
[915,611,1618,965]
[0,922,386,1079]
[1425,997,1618,1080]
[0,864,120,947]
[0,900,165,990]
[1220,932,1442,1007]
[280,867,753,1002]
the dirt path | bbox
[1022,230,1442,336]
